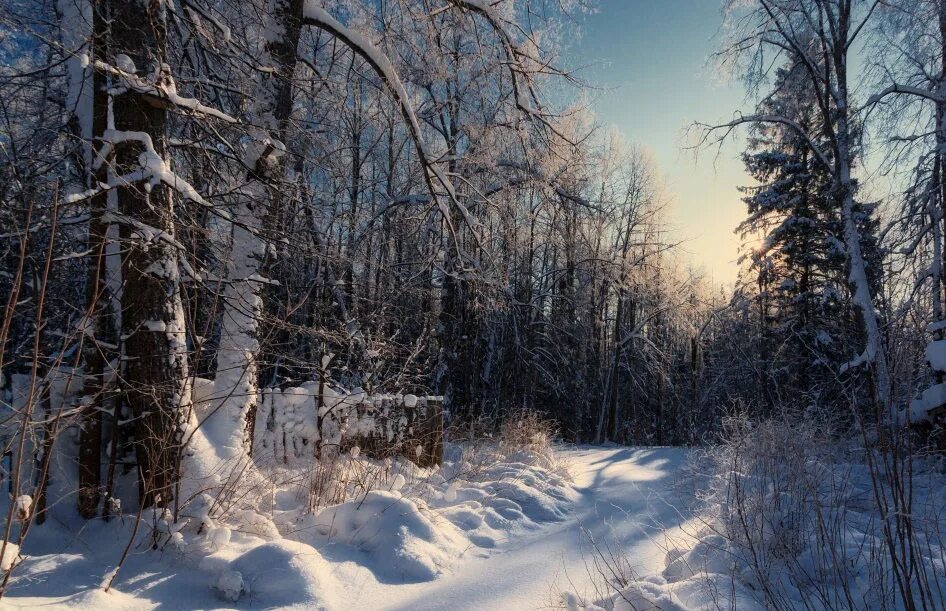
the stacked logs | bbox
[340,395,443,468]
[254,387,444,468]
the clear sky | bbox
[568,0,750,286]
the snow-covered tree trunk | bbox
[840,181,892,410]
[213,191,264,457]
[108,0,190,509]
[213,0,302,455]
[835,47,892,414]
[927,4,946,387]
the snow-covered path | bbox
[346,446,692,610]
[4,446,693,610]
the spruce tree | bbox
[738,56,881,414]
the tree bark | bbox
[77,205,106,516]
[110,0,189,508]
[77,0,110,519]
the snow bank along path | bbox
[3,446,690,610]
[349,446,691,610]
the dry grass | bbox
[499,410,558,455]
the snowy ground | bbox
[3,446,696,610]
[339,446,692,610]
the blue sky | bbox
[567,0,750,285]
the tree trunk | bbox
[77,0,109,519]
[214,0,304,454]
[110,0,189,508]
[931,2,946,377]
[833,28,891,417]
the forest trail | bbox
[2,446,694,610]
[348,446,693,611]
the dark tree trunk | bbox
[249,0,304,437]
[78,1,111,518]
[110,0,188,509]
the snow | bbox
[908,382,946,422]
[224,540,336,608]
[114,53,136,74]
[908,336,946,419]
[322,447,690,610]
[94,59,237,124]
[213,569,244,602]
[14,495,32,521]
[19,440,927,610]
[65,130,209,207]
[6,445,669,610]
[8,442,927,610]
[47,446,699,609]
[206,526,232,550]
[1,542,20,571]
[927,339,946,372]
[212,189,265,462]
[251,385,442,465]
[298,490,467,583]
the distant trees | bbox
[8,0,671,524]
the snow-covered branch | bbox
[302,2,473,238]
[66,130,209,207]
[94,59,237,124]
[864,82,945,108]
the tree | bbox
[705,0,891,417]
[870,0,946,425]
[737,52,880,414]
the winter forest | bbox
[2,0,946,608]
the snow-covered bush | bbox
[676,413,946,610]
[302,449,400,511]
[447,409,564,475]
[704,415,835,565]
[0,542,20,572]
[499,410,558,456]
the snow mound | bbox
[214,569,244,602]
[662,535,731,582]
[562,580,687,611]
[265,442,577,585]
[302,490,467,583]
[1,541,20,571]
[54,587,144,609]
[467,459,576,531]
[408,447,577,550]
[3,441,578,609]
[226,539,337,608]
[487,478,570,523]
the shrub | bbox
[499,410,558,455]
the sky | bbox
[568,0,751,286]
